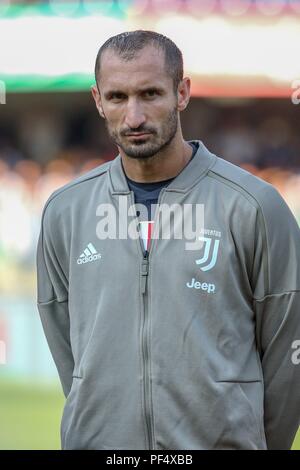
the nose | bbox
[124,99,146,130]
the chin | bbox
[122,142,159,159]
[126,150,157,160]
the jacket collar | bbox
[108,140,217,195]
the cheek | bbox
[147,103,174,122]
[103,109,123,129]
[156,106,178,128]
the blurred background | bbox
[0,0,300,449]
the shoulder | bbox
[208,154,284,213]
[41,159,112,222]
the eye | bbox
[109,92,126,101]
[143,89,158,98]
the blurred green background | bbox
[0,380,64,449]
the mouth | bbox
[125,133,152,140]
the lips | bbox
[126,133,151,137]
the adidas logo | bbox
[77,243,102,265]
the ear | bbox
[177,77,191,112]
[91,84,105,118]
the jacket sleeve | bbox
[252,184,300,450]
[36,203,74,398]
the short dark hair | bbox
[94,30,184,93]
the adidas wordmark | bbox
[77,243,102,265]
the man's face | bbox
[93,46,180,159]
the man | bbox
[36,30,300,450]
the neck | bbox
[119,134,193,183]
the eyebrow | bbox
[103,87,164,99]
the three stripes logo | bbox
[77,243,102,265]
[195,236,220,272]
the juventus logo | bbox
[195,236,220,272]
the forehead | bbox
[99,45,172,93]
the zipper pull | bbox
[141,250,149,294]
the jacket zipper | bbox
[130,189,166,450]
[141,248,152,448]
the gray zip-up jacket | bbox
[36,140,300,450]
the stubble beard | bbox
[105,107,178,160]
